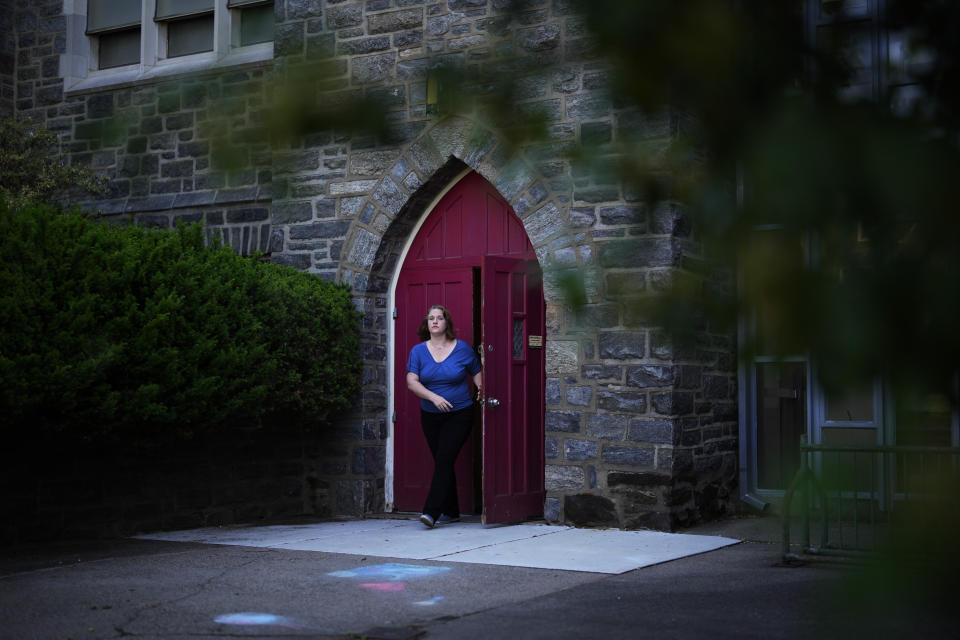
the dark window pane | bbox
[87,0,140,34]
[825,382,874,422]
[167,14,214,57]
[513,318,523,359]
[156,0,215,21]
[99,28,141,69]
[240,4,275,46]
[756,362,808,490]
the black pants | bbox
[421,406,473,519]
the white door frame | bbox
[383,167,473,511]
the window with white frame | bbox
[64,0,274,90]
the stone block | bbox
[226,207,269,223]
[544,497,561,522]
[566,93,612,120]
[275,23,304,56]
[368,8,423,35]
[215,188,259,204]
[564,439,598,462]
[327,5,364,29]
[87,93,113,118]
[373,177,405,215]
[599,205,644,226]
[598,238,680,268]
[352,52,396,84]
[586,412,625,440]
[165,113,193,130]
[607,471,671,488]
[288,220,351,240]
[545,437,559,459]
[351,149,401,177]
[546,378,562,405]
[161,159,193,178]
[568,303,618,329]
[330,179,378,195]
[597,390,647,414]
[581,365,621,381]
[627,418,676,445]
[307,33,336,58]
[524,202,564,244]
[352,446,386,475]
[275,150,319,174]
[347,228,381,271]
[703,374,730,399]
[678,365,702,389]
[617,489,660,510]
[598,332,644,359]
[546,340,578,376]
[649,201,691,237]
[287,0,323,19]
[581,121,612,145]
[602,445,655,467]
[563,493,617,527]
[337,36,391,56]
[545,464,585,491]
[605,271,646,297]
[565,386,592,406]
[626,364,675,388]
[546,410,581,433]
[651,391,694,416]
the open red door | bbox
[481,256,545,524]
[394,267,476,513]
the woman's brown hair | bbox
[417,304,456,341]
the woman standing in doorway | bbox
[406,305,482,529]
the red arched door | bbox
[393,172,545,524]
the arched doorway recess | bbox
[391,170,546,524]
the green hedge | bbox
[0,201,361,447]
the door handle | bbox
[485,398,500,408]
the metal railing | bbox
[782,438,960,561]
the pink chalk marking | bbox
[360,582,406,592]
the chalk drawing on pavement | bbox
[214,612,302,629]
[360,582,406,592]
[413,596,445,606]
[327,562,451,582]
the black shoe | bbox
[437,514,460,524]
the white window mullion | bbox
[142,0,159,70]
[216,0,232,59]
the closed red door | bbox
[481,256,545,524]
[393,172,544,521]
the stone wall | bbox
[12,0,275,254]
[261,0,738,528]
[6,0,738,533]
[1,0,14,119]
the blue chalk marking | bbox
[214,612,299,627]
[328,562,452,582]
[413,596,445,606]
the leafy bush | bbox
[0,118,108,209]
[0,201,361,447]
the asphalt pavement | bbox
[0,515,949,639]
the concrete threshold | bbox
[136,518,739,574]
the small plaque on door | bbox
[528,335,543,348]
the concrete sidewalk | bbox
[135,516,739,574]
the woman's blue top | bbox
[407,339,482,413]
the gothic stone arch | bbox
[330,116,571,519]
